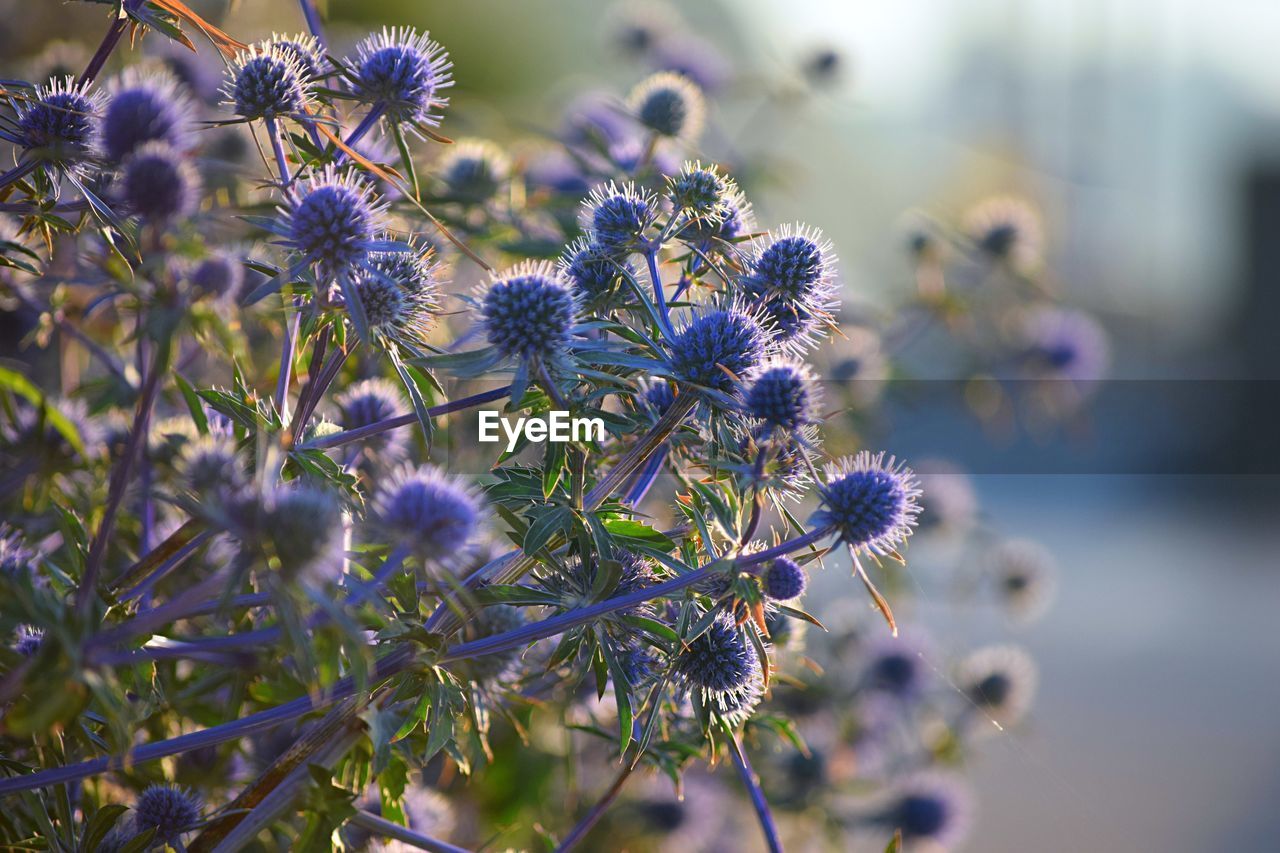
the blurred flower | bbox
[761,556,807,601]
[249,484,346,584]
[862,632,931,700]
[372,464,481,564]
[455,604,526,681]
[335,378,409,461]
[649,34,732,92]
[989,538,1056,623]
[101,69,194,162]
[965,196,1042,269]
[1018,305,1109,385]
[958,644,1038,727]
[878,774,972,850]
[913,459,978,532]
[14,626,43,657]
[120,142,200,222]
[627,71,705,141]
[186,251,246,301]
[437,138,511,205]
[177,433,244,499]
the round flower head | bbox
[101,69,194,161]
[814,451,922,554]
[762,556,807,601]
[558,237,631,302]
[282,166,387,272]
[177,433,244,499]
[224,45,310,120]
[120,142,200,221]
[335,378,409,459]
[742,359,819,431]
[617,642,660,687]
[456,604,526,682]
[187,251,245,301]
[540,551,656,625]
[16,76,102,167]
[438,138,511,204]
[667,161,735,223]
[668,306,771,394]
[252,484,345,584]
[14,625,43,657]
[680,182,755,248]
[373,464,481,563]
[989,538,1056,622]
[958,644,1037,726]
[881,775,972,849]
[965,195,1042,268]
[260,33,325,80]
[627,71,705,141]
[741,225,839,353]
[133,784,202,843]
[863,632,931,699]
[675,614,763,720]
[356,265,437,345]
[1019,306,1109,385]
[480,261,579,362]
[581,181,660,256]
[349,27,453,125]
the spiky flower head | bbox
[335,378,408,459]
[356,261,439,344]
[456,604,526,682]
[282,166,387,272]
[965,195,1042,267]
[480,261,579,362]
[666,161,735,223]
[14,625,43,657]
[740,224,839,353]
[1019,306,1109,385]
[260,32,325,80]
[882,775,972,848]
[349,27,453,125]
[540,551,657,625]
[438,138,511,204]
[251,484,345,584]
[187,251,245,301]
[680,182,755,247]
[640,377,676,417]
[120,142,200,221]
[224,45,311,120]
[958,644,1037,726]
[16,76,102,167]
[668,306,772,393]
[762,557,807,601]
[675,614,764,722]
[558,237,631,302]
[373,464,481,563]
[101,69,194,162]
[627,71,705,140]
[742,359,819,431]
[813,451,921,554]
[989,538,1056,622]
[581,181,660,256]
[133,784,202,843]
[177,433,244,499]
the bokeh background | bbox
[4,1,1278,850]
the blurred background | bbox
[4,1,1279,850]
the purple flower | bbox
[349,27,453,126]
[813,451,921,554]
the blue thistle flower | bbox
[1019,306,1109,385]
[965,195,1042,267]
[676,615,758,693]
[101,70,194,162]
[133,784,202,843]
[627,71,705,141]
[680,183,755,247]
[668,306,771,393]
[540,551,657,625]
[762,556,807,601]
[356,250,440,345]
[438,138,510,204]
[251,484,345,583]
[617,642,660,687]
[640,377,676,416]
[740,224,839,353]
[349,27,453,126]
[456,604,526,682]
[959,644,1037,726]
[666,160,735,223]
[281,166,388,272]
[373,464,481,562]
[260,33,326,80]
[187,251,245,300]
[581,181,660,256]
[14,625,43,657]
[558,237,631,301]
[120,142,200,221]
[882,776,972,848]
[989,538,1056,623]
[480,261,579,363]
[813,451,921,554]
[561,91,632,148]
[864,633,930,699]
[15,76,102,168]
[742,359,818,431]
[223,45,311,120]
[177,433,244,499]
[335,378,408,459]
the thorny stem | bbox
[0,160,37,193]
[0,527,832,794]
[296,0,327,47]
[643,248,676,340]
[726,731,784,853]
[347,810,471,853]
[77,337,170,619]
[341,105,385,154]
[78,2,136,86]
[556,760,638,852]
[264,117,295,195]
[274,301,301,420]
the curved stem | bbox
[0,159,36,193]
[643,249,675,341]
[726,731,783,853]
[78,2,136,86]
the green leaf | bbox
[173,373,208,435]
[0,367,85,456]
[523,506,570,555]
[388,348,434,452]
[602,518,675,552]
[79,804,128,853]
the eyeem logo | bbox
[478,411,605,452]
